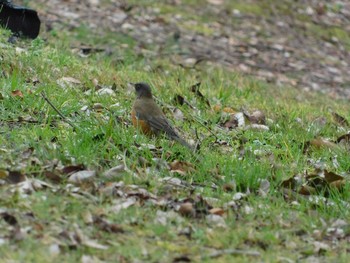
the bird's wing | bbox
[146,115,179,139]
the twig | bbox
[41,91,77,130]
[183,108,219,141]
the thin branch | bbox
[183,108,219,141]
[41,91,77,130]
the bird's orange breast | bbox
[131,109,153,135]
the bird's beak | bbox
[128,82,135,86]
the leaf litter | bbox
[1,0,350,261]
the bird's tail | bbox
[173,135,196,151]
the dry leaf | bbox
[332,112,349,127]
[206,214,226,228]
[244,124,269,131]
[336,133,350,144]
[173,108,184,122]
[57,77,81,89]
[324,170,344,184]
[111,197,137,212]
[61,164,86,175]
[304,138,338,152]
[68,170,96,184]
[224,112,245,129]
[6,170,27,184]
[223,107,235,114]
[169,160,195,175]
[209,208,225,216]
[11,90,24,98]
[298,184,316,195]
[93,216,124,233]
[243,109,266,124]
[213,104,221,112]
[103,164,126,178]
[178,202,195,217]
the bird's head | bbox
[133,82,153,99]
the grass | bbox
[1,1,350,262]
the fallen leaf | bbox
[258,179,270,197]
[336,133,350,145]
[173,108,184,122]
[155,210,182,226]
[169,160,195,175]
[244,124,269,131]
[243,109,266,124]
[178,202,195,217]
[44,170,63,184]
[61,164,86,175]
[332,112,349,127]
[213,104,221,112]
[1,212,19,226]
[209,208,225,216]
[0,170,9,179]
[222,183,236,192]
[68,170,96,184]
[6,170,27,184]
[324,170,344,184]
[206,214,226,228]
[11,90,24,98]
[298,184,316,195]
[83,239,109,250]
[232,192,247,201]
[82,211,94,224]
[57,77,81,89]
[96,87,116,96]
[282,169,346,197]
[93,216,124,233]
[111,197,137,213]
[313,241,330,253]
[223,112,245,129]
[103,164,126,178]
[304,138,338,153]
[329,180,346,190]
[223,107,235,114]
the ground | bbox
[0,0,350,262]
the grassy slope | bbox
[1,1,350,262]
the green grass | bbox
[1,1,350,262]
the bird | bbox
[131,82,193,149]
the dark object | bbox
[0,0,40,39]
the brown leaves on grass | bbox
[0,211,23,242]
[177,195,219,219]
[220,108,269,131]
[93,215,124,234]
[0,170,27,184]
[303,138,338,153]
[169,160,195,175]
[331,112,349,127]
[57,76,82,89]
[304,132,350,154]
[281,169,346,197]
[11,90,24,98]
